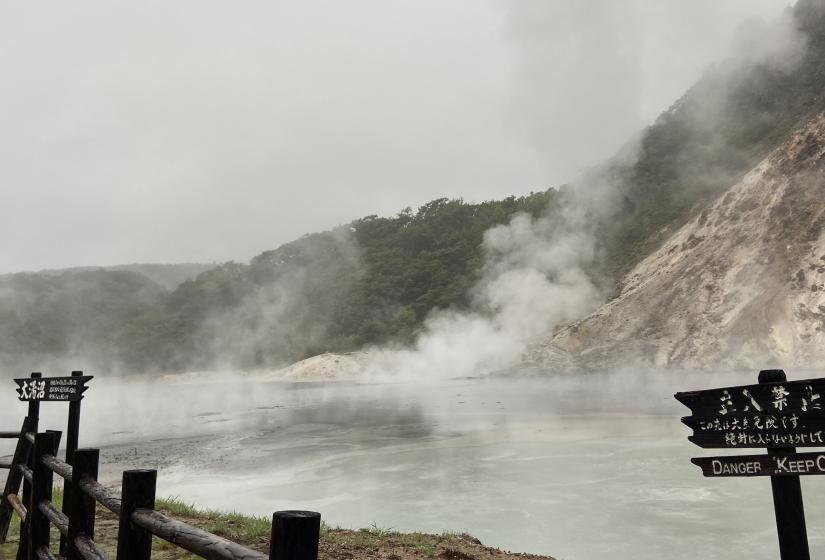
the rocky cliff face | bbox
[527,114,825,371]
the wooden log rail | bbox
[6,494,26,520]
[10,430,321,560]
[39,500,68,534]
[131,508,269,560]
[18,464,33,483]
[0,416,34,542]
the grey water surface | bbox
[3,373,823,560]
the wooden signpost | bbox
[1,371,92,555]
[677,369,819,560]
[14,374,92,402]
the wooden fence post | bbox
[269,511,321,560]
[60,369,85,557]
[116,469,156,560]
[0,415,33,543]
[29,431,61,559]
[67,449,99,560]
[759,369,810,560]
[26,373,42,435]
[17,373,42,560]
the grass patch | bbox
[0,491,553,559]
[156,496,272,547]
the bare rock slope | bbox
[528,114,825,371]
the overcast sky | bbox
[0,1,790,273]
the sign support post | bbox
[60,370,86,556]
[17,372,41,560]
[759,369,809,560]
[676,369,825,560]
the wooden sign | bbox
[676,377,825,448]
[677,370,814,560]
[14,376,92,402]
[692,452,825,477]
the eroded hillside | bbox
[527,114,825,370]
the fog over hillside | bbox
[2,0,821,378]
[1,1,790,274]
[4,5,825,560]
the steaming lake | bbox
[5,373,825,560]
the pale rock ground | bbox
[162,115,825,380]
[158,351,371,383]
[255,351,371,381]
[527,113,825,371]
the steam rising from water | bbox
[0,2,810,381]
[0,368,781,447]
[365,203,605,379]
[3,370,820,559]
[355,3,810,380]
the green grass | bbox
[0,486,63,553]
[155,496,272,546]
[0,492,533,560]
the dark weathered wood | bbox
[78,478,121,515]
[66,372,84,459]
[61,370,84,557]
[41,455,72,481]
[0,370,324,560]
[26,375,42,434]
[678,371,825,450]
[682,414,825,433]
[6,494,26,521]
[18,376,40,560]
[0,461,12,469]
[30,431,61,557]
[676,376,825,417]
[759,370,811,560]
[270,511,321,560]
[117,470,156,560]
[692,451,825,477]
[769,447,810,560]
[14,375,92,402]
[687,428,825,448]
[0,432,21,439]
[34,545,56,560]
[39,501,68,536]
[73,534,106,560]
[132,508,267,560]
[0,417,29,541]
[18,465,33,484]
[67,449,99,560]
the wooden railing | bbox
[1,425,320,560]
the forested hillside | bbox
[0,192,557,373]
[2,0,824,376]
[598,0,825,277]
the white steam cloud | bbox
[364,197,607,379]
[352,2,810,380]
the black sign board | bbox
[677,370,817,560]
[692,452,825,477]
[676,377,825,448]
[14,375,92,402]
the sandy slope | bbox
[527,113,825,371]
[255,351,371,381]
[157,352,372,384]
